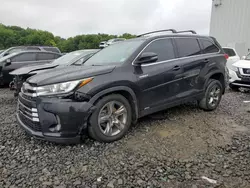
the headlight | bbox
[36,78,93,96]
[231,65,238,72]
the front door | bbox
[134,38,183,111]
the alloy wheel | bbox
[208,85,221,107]
[98,101,128,136]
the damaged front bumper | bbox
[17,93,95,144]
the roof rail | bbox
[137,29,177,37]
[176,30,197,34]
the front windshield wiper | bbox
[90,64,103,66]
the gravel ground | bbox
[0,88,250,188]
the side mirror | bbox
[5,59,11,66]
[242,56,246,60]
[135,52,158,65]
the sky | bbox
[0,0,212,38]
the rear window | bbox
[37,53,57,60]
[43,47,60,53]
[223,48,236,57]
[175,38,202,58]
[201,39,220,54]
[12,53,36,62]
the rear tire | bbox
[88,94,132,143]
[229,84,240,92]
[199,79,223,111]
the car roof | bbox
[139,33,212,40]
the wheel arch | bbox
[89,86,139,123]
[205,71,226,94]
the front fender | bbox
[89,86,139,120]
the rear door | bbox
[173,37,205,99]
[135,38,183,111]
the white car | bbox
[228,52,250,91]
[99,41,107,49]
[223,47,240,70]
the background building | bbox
[210,0,250,56]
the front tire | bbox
[199,79,223,111]
[88,94,132,143]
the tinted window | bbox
[175,38,201,57]
[143,39,175,62]
[37,53,57,60]
[201,39,220,54]
[223,48,236,57]
[43,47,60,53]
[12,53,36,62]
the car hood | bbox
[27,65,116,86]
[233,60,250,69]
[10,63,58,75]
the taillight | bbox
[224,54,229,60]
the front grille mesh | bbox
[19,112,41,131]
[18,93,41,132]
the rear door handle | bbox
[172,65,181,71]
[203,59,209,63]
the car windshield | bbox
[84,40,144,66]
[51,50,96,65]
[0,52,18,62]
[245,53,250,60]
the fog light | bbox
[49,116,61,132]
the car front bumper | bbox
[228,69,250,88]
[17,93,95,144]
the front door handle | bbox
[172,65,181,71]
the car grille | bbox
[18,84,41,132]
[243,68,250,75]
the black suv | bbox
[17,29,227,143]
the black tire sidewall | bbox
[205,80,223,110]
[88,94,132,142]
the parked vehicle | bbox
[10,49,99,95]
[17,29,227,144]
[0,51,61,85]
[103,38,126,47]
[0,46,61,57]
[228,52,250,91]
[223,47,240,70]
[99,41,107,48]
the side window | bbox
[201,39,220,54]
[175,38,202,57]
[143,39,175,62]
[223,48,236,57]
[43,47,60,53]
[37,53,56,60]
[12,53,36,62]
